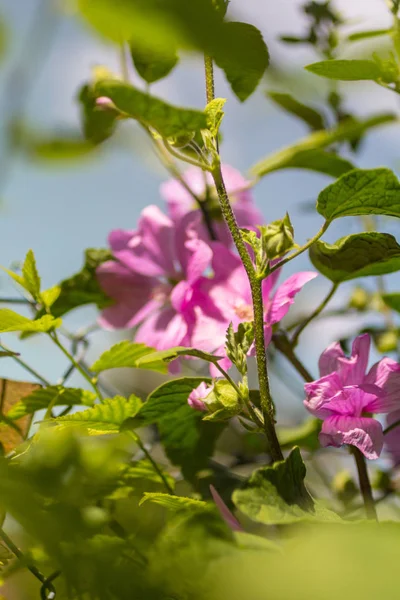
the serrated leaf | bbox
[213,22,269,101]
[278,418,321,451]
[121,459,175,490]
[41,248,112,319]
[139,492,208,510]
[268,92,325,131]
[91,341,168,374]
[251,114,394,178]
[0,310,61,333]
[305,59,382,81]
[22,250,41,300]
[130,40,179,83]
[317,168,400,221]
[40,286,61,308]
[310,233,400,283]
[205,98,226,137]
[6,386,96,420]
[53,395,142,433]
[233,447,341,525]
[94,79,207,138]
[348,29,391,42]
[135,346,222,370]
[135,378,224,481]
[382,293,400,313]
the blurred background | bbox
[0,0,399,418]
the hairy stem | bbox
[351,447,378,520]
[291,282,338,347]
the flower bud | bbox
[203,380,241,421]
[259,213,295,260]
[188,382,213,411]
[376,330,398,353]
[349,286,369,311]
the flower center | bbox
[234,302,254,321]
[151,283,172,303]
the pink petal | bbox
[135,308,188,350]
[364,357,400,413]
[108,229,135,252]
[303,372,343,418]
[324,387,376,417]
[319,415,383,459]
[188,382,212,411]
[267,271,318,325]
[319,342,345,377]
[338,334,370,385]
[184,237,213,284]
[210,484,242,532]
[384,409,400,465]
[161,166,208,221]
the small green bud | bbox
[332,470,358,506]
[376,330,398,353]
[203,380,241,421]
[259,213,295,260]
[349,286,369,311]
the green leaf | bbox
[136,378,224,481]
[213,22,269,101]
[22,250,41,300]
[120,459,175,491]
[348,29,391,42]
[79,83,119,145]
[40,286,61,309]
[6,386,96,420]
[278,418,321,452]
[317,168,400,221]
[130,40,179,83]
[382,293,400,313]
[54,395,142,433]
[94,79,207,138]
[310,233,400,283]
[305,59,382,81]
[205,98,226,137]
[44,248,112,319]
[233,447,341,525]
[267,92,325,130]
[135,346,222,370]
[251,114,394,178]
[30,136,97,162]
[0,310,61,334]
[139,492,208,510]
[91,341,168,374]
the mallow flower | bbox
[189,244,317,373]
[97,205,219,351]
[304,334,400,460]
[160,164,262,245]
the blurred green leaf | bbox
[278,418,321,452]
[305,59,382,81]
[382,292,400,313]
[91,341,168,374]
[130,40,179,83]
[347,28,391,41]
[0,17,8,63]
[7,386,96,420]
[31,136,97,161]
[267,91,325,130]
[251,114,394,178]
[136,378,224,481]
[140,492,208,510]
[94,79,207,137]
[310,233,400,282]
[205,98,226,137]
[233,447,341,525]
[119,459,175,491]
[213,22,269,101]
[54,394,142,433]
[45,248,112,318]
[317,168,400,221]
[79,83,119,144]
[0,310,61,333]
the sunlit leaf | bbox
[21,250,41,300]
[0,310,61,333]
[91,341,168,374]
[139,492,208,510]
[317,168,400,221]
[305,59,382,81]
[135,346,222,370]
[310,233,400,283]
[347,29,391,42]
[7,386,96,420]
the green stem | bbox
[268,221,330,275]
[162,139,211,170]
[204,55,215,104]
[0,298,31,305]
[0,342,50,386]
[383,418,400,435]
[127,431,174,495]
[351,447,378,520]
[49,333,104,402]
[291,282,339,347]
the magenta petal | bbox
[135,308,187,350]
[319,415,383,459]
[338,334,371,385]
[210,484,242,532]
[267,271,318,324]
[188,382,211,411]
[319,342,345,377]
[184,238,213,284]
[303,372,343,418]
[108,229,135,252]
[365,357,400,413]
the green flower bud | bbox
[259,213,295,260]
[349,286,369,311]
[203,380,241,422]
[376,330,398,353]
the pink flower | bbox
[188,382,213,411]
[97,205,218,351]
[304,334,400,459]
[160,164,263,245]
[190,245,317,373]
[210,484,242,532]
